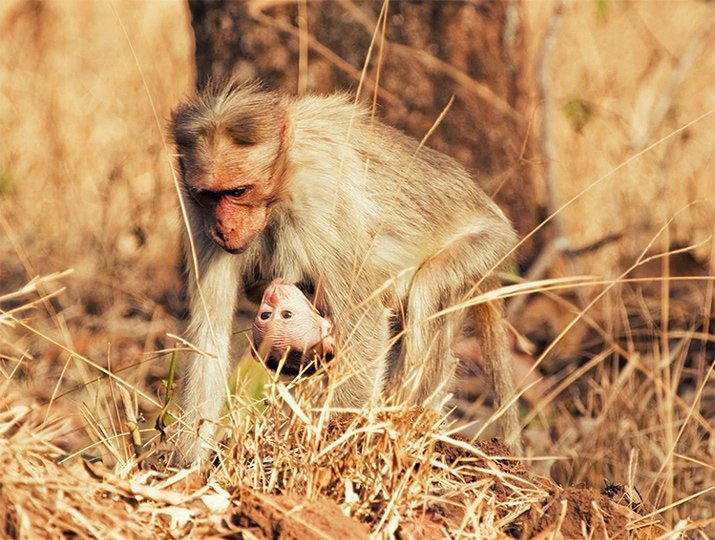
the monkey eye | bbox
[225,187,248,198]
[281,310,293,319]
[259,311,271,320]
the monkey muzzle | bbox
[261,346,334,376]
[253,323,335,376]
[209,227,251,254]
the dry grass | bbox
[1,0,714,538]
[0,319,677,538]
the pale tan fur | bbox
[170,80,521,465]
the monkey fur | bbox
[170,80,520,465]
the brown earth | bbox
[241,408,668,539]
[229,487,369,540]
[0,385,674,539]
[430,435,643,539]
[230,439,666,540]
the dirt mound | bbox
[316,408,668,539]
[429,434,651,538]
[534,486,627,538]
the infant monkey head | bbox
[252,280,335,376]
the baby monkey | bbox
[252,280,335,376]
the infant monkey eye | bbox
[281,310,293,319]
[259,311,271,320]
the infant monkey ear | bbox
[252,280,335,375]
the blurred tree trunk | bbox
[187,0,542,266]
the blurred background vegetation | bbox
[0,0,713,531]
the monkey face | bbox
[180,137,281,253]
[170,84,291,253]
[252,281,335,375]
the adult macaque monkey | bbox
[170,80,520,465]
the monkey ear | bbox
[170,102,191,123]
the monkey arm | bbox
[176,246,242,466]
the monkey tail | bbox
[472,299,523,455]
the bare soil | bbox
[229,487,369,540]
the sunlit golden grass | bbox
[1,0,714,537]
[2,270,713,537]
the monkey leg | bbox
[391,264,463,410]
[328,300,391,410]
[395,225,522,450]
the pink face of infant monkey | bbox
[252,280,335,375]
